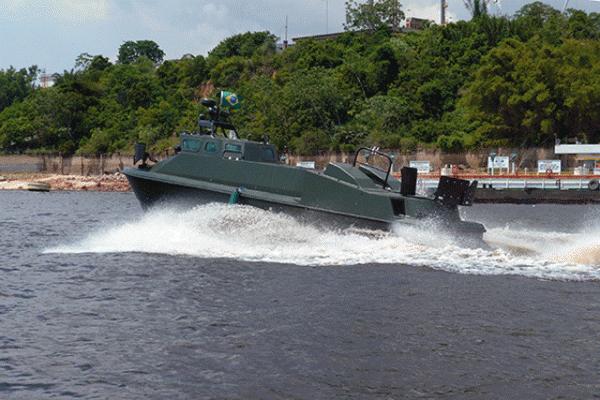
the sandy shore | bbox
[0,173,131,192]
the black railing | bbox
[353,147,393,189]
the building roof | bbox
[292,22,429,43]
[292,32,347,42]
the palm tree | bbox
[463,0,496,18]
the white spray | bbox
[46,204,600,281]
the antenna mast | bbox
[284,15,289,49]
[326,0,329,34]
[441,0,448,25]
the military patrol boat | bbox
[124,97,485,242]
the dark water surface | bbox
[1,191,600,399]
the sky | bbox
[0,0,599,74]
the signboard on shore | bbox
[554,144,600,155]
[409,161,431,174]
[487,156,509,170]
[296,161,316,169]
[538,160,561,174]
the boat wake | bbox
[46,204,600,281]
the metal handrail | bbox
[198,119,239,138]
[353,147,393,189]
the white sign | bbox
[555,144,600,155]
[409,161,431,174]
[538,160,562,174]
[296,161,316,169]
[487,156,509,169]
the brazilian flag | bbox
[220,91,241,111]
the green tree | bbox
[566,10,600,40]
[5,7,600,157]
[461,38,600,146]
[117,40,165,65]
[210,56,250,88]
[207,32,276,67]
[74,53,111,72]
[514,2,561,23]
[463,0,489,19]
[344,0,405,32]
[0,66,39,112]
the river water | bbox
[1,191,600,399]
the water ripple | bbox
[2,191,600,399]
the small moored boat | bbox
[25,182,51,192]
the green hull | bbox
[124,136,485,241]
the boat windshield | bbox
[353,147,394,189]
[354,148,392,173]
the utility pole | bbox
[326,0,329,34]
[283,15,289,49]
[441,0,448,25]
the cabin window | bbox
[261,147,275,162]
[204,141,218,153]
[182,138,201,152]
[223,143,243,160]
[224,143,242,153]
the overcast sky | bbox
[0,0,599,73]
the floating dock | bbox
[397,174,600,204]
[474,188,600,204]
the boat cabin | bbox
[179,134,279,164]
[176,98,279,164]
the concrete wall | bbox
[0,154,129,175]
[0,147,582,175]
[289,147,567,173]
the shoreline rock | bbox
[0,172,131,192]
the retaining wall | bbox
[0,154,129,175]
[0,147,584,175]
[289,147,569,172]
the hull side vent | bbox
[391,198,406,215]
[400,167,418,196]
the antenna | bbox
[441,0,448,25]
[326,0,329,34]
[284,15,289,49]
[321,0,329,34]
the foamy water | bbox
[46,204,600,281]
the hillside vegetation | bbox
[1,1,599,156]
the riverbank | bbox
[0,173,130,192]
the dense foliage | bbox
[1,1,600,155]
[117,40,166,65]
[345,0,405,31]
